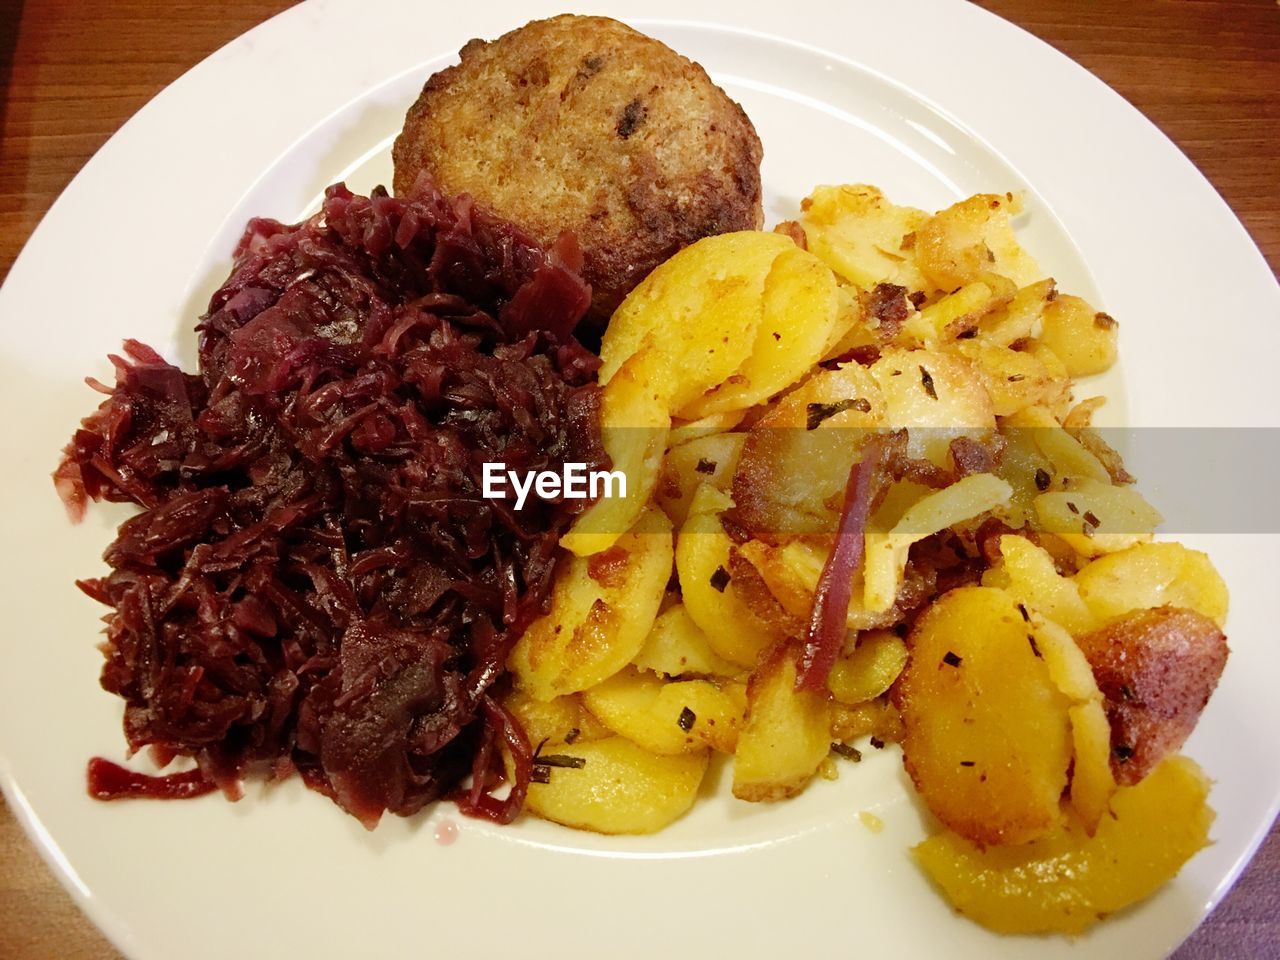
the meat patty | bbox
[1075,605,1228,785]
[392,15,764,329]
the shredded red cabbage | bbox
[56,178,604,828]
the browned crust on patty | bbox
[392,14,764,326]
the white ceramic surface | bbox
[1,1,1276,958]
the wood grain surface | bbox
[0,1,1276,957]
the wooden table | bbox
[1,1,1276,957]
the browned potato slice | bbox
[913,756,1213,935]
[914,192,1041,291]
[1074,542,1229,628]
[733,644,833,801]
[827,630,909,704]
[869,349,995,468]
[1076,606,1228,785]
[677,485,784,667]
[503,690,612,750]
[1033,478,1162,558]
[655,431,746,529]
[525,736,709,834]
[599,231,794,407]
[976,278,1056,347]
[511,506,673,699]
[981,534,1098,636]
[680,246,840,418]
[894,586,1073,846]
[902,278,1013,343]
[954,339,1069,417]
[798,184,930,291]
[582,666,744,754]
[1039,294,1119,377]
[632,603,741,678]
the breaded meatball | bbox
[1076,605,1228,785]
[392,15,764,328]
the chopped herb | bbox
[831,742,863,762]
[1113,744,1133,762]
[1083,510,1101,528]
[1028,634,1042,658]
[959,760,976,767]
[1066,501,1080,515]
[1007,374,1026,382]
[1034,468,1051,491]
[709,566,731,592]
[533,737,550,759]
[1017,603,1030,622]
[806,397,868,430]
[942,650,962,668]
[869,736,886,750]
[919,365,937,399]
[563,727,581,744]
[694,458,717,475]
[772,331,782,341]
[534,754,587,769]
[1120,685,1135,702]
[677,707,697,732]
[531,766,552,784]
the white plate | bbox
[1,1,1277,957]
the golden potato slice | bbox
[503,690,612,750]
[903,279,1011,343]
[1034,478,1163,558]
[732,362,885,537]
[982,534,1099,635]
[525,736,709,834]
[1074,541,1229,627]
[737,538,897,632]
[1003,405,1111,484]
[632,603,741,678]
[912,756,1213,935]
[895,586,1073,846]
[954,339,1069,417]
[666,408,745,449]
[831,697,905,744]
[864,473,1012,613]
[827,630,909,704]
[561,351,670,556]
[511,506,673,699]
[976,278,1056,347]
[869,349,995,468]
[914,192,1041,291]
[733,644,834,801]
[599,231,793,408]
[798,184,929,291]
[582,666,744,754]
[677,485,783,667]
[655,431,746,529]
[1039,294,1119,378]
[1069,700,1118,834]
[680,246,840,418]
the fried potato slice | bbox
[869,349,995,468]
[677,484,783,667]
[1033,478,1163,558]
[582,666,744,754]
[914,192,1041,291]
[655,430,746,528]
[632,603,741,678]
[864,473,1012,613]
[1039,294,1119,378]
[981,534,1099,635]
[975,278,1056,347]
[525,736,709,834]
[511,506,673,699]
[827,630,909,705]
[895,586,1073,846]
[798,184,929,291]
[598,230,793,408]
[954,339,1070,417]
[1074,541,1229,627]
[902,278,1012,343]
[912,756,1213,935]
[1069,699,1118,834]
[733,644,833,801]
[680,246,840,418]
[503,690,612,750]
[561,350,670,556]
[1003,404,1111,484]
